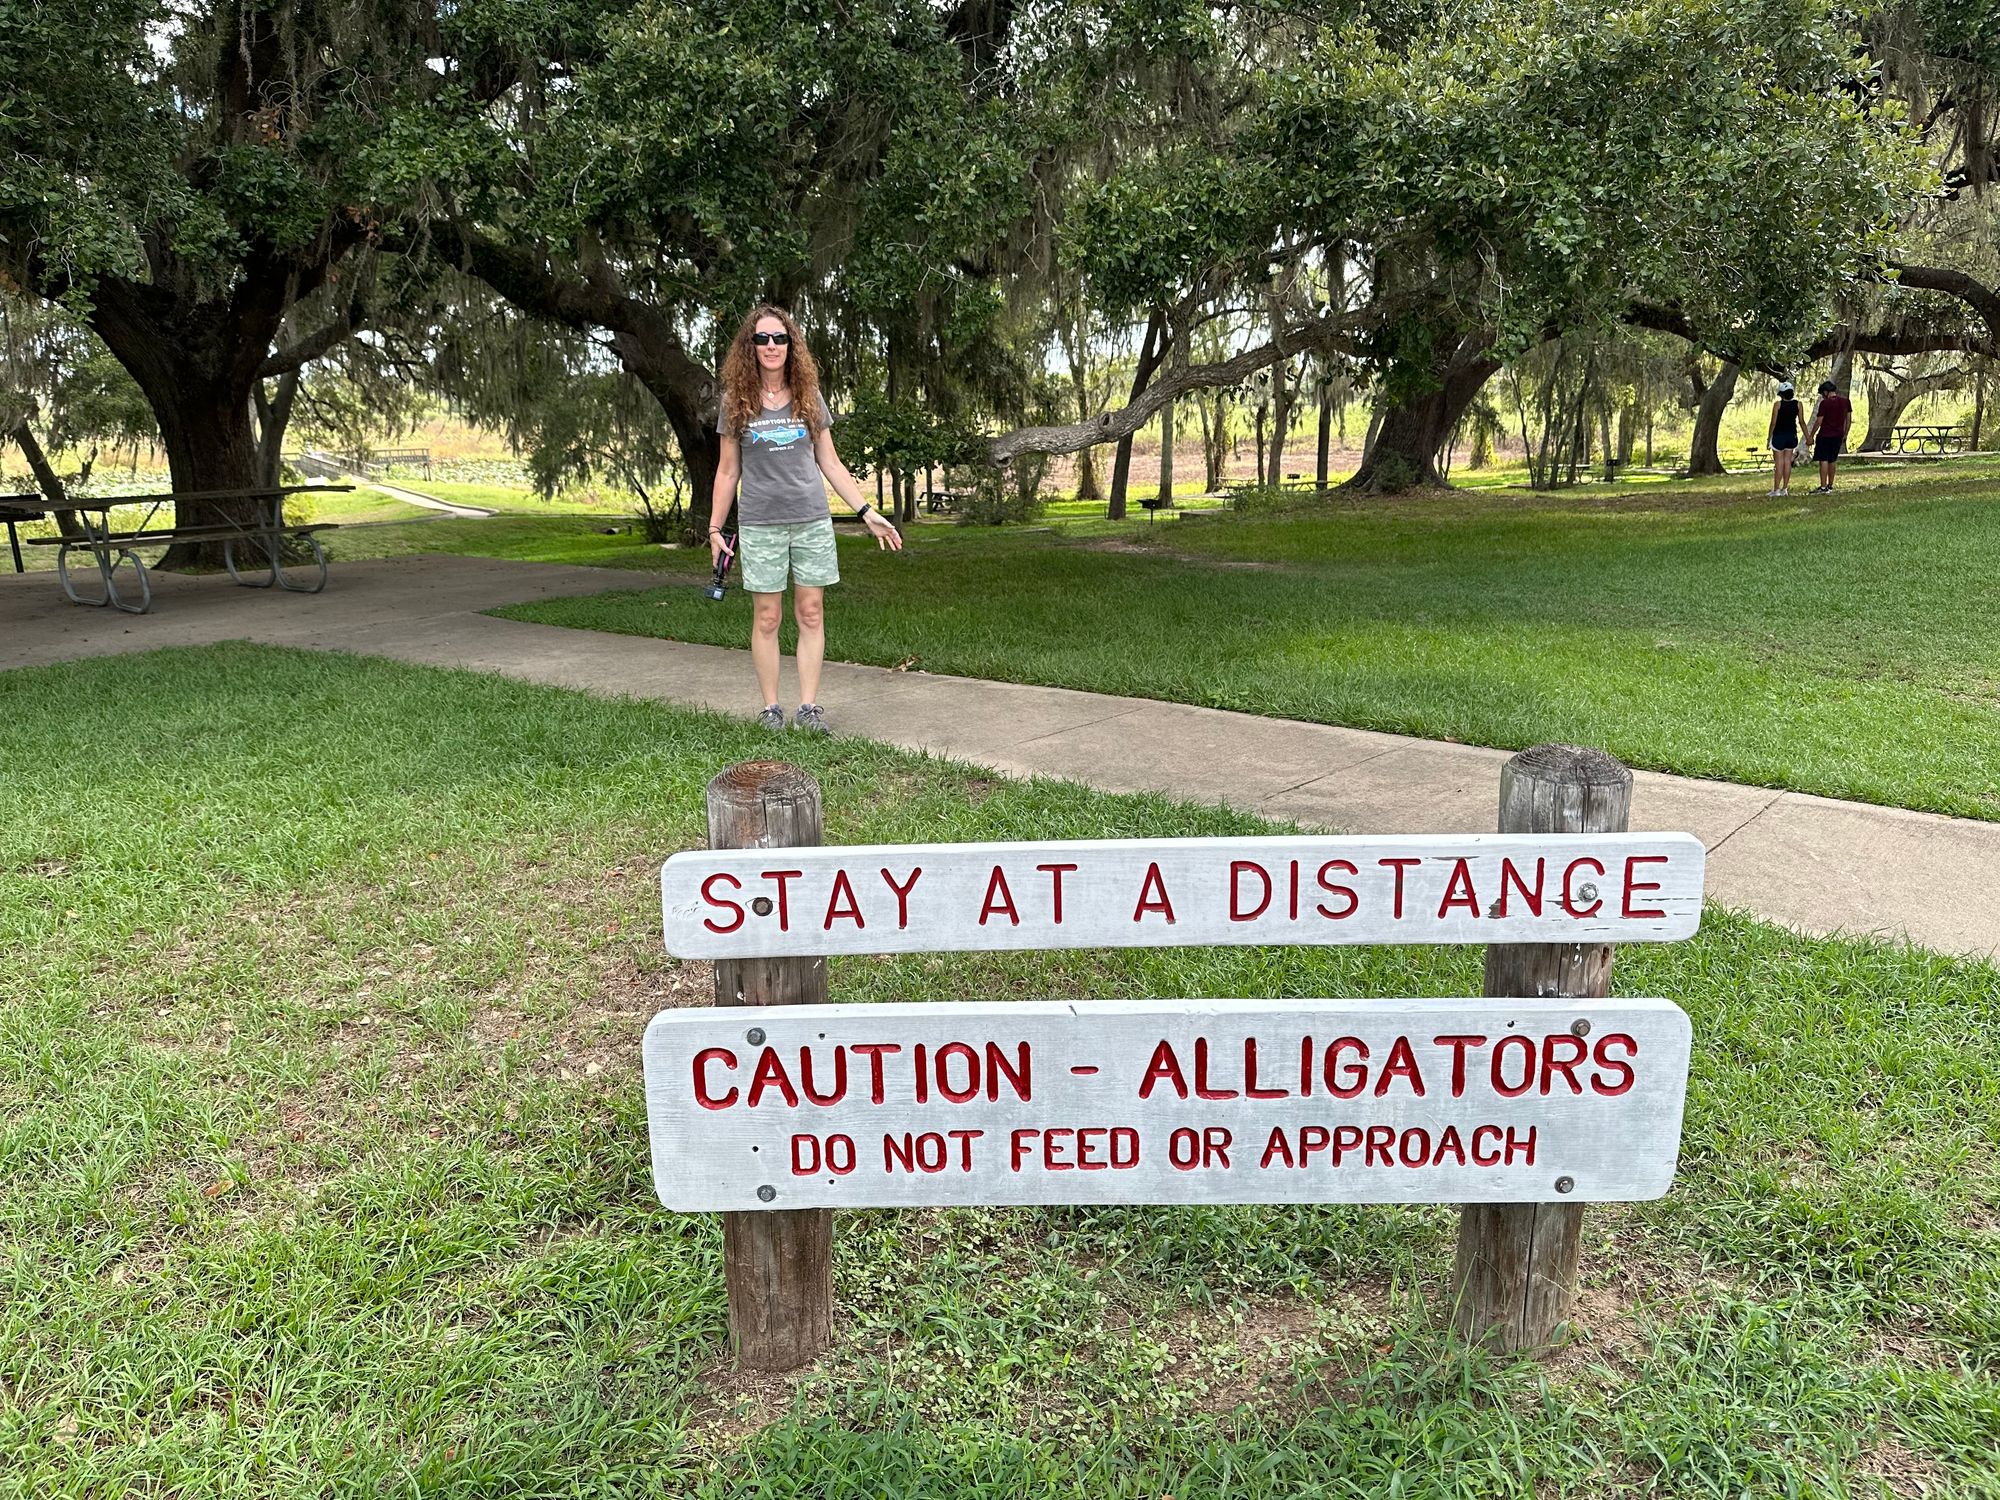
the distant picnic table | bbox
[923,487,970,514]
[0,484,350,615]
[1891,423,1963,455]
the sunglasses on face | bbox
[751,331,791,347]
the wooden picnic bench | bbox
[13,484,349,615]
[1891,423,1963,455]
[923,487,970,514]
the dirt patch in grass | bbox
[1078,538,1291,572]
[684,1363,808,1452]
[1849,1433,1952,1497]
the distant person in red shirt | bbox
[1805,379,1854,494]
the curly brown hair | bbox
[718,305,827,439]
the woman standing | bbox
[1767,380,1804,496]
[708,305,902,734]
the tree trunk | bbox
[1266,358,1292,485]
[1859,363,1964,451]
[254,370,300,489]
[1974,363,1987,451]
[1616,404,1637,465]
[88,277,286,568]
[1157,394,1174,507]
[1316,386,1332,489]
[609,326,722,538]
[1686,360,1739,476]
[1108,308,1165,520]
[1204,393,1227,491]
[1252,406,1267,487]
[1345,341,1501,493]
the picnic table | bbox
[1891,423,1963,455]
[5,484,349,615]
[923,487,970,514]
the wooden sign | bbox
[660,834,1704,958]
[642,997,1692,1211]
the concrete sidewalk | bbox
[5,554,1993,961]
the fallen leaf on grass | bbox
[891,656,920,672]
[203,1179,236,1200]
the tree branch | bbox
[987,316,1358,462]
[1888,262,2000,336]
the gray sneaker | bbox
[793,703,830,735]
[756,704,786,731]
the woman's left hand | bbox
[864,511,904,551]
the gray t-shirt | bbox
[720,395,833,525]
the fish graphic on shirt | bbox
[747,421,809,447]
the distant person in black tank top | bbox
[1767,380,1804,496]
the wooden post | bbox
[1451,743,1632,1353]
[706,761,834,1370]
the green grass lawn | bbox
[2,646,1995,1496]
[498,458,2000,821]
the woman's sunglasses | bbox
[751,331,791,346]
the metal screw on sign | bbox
[757,1185,777,1202]
[1571,1019,1592,1038]
[746,1028,766,1045]
[1576,882,1600,904]
[1555,1177,1575,1194]
[752,896,775,916]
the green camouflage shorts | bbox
[738,517,840,593]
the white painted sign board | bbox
[643,998,1693,1211]
[660,834,1704,958]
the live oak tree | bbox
[1258,0,1923,490]
[0,1,433,560]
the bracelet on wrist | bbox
[855,503,874,521]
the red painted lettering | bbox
[1331,1124,1364,1165]
[747,1047,799,1108]
[1562,857,1606,919]
[1110,1127,1139,1168]
[1433,1034,1488,1098]
[1591,1034,1637,1096]
[1202,1126,1232,1168]
[1258,1126,1294,1169]
[822,869,865,930]
[1042,1128,1075,1170]
[1325,1037,1369,1099]
[935,1041,980,1103]
[1622,855,1669,919]
[1316,860,1359,919]
[1437,858,1479,918]
[851,1042,900,1104]
[700,873,745,934]
[1363,1124,1395,1166]
[880,866,922,928]
[1378,857,1422,919]
[1504,1126,1537,1165]
[1230,861,1273,922]
[1299,1125,1331,1164]
[1139,1040,1189,1100]
[799,1046,847,1106]
[1075,1128,1109,1170]
[1471,1124,1502,1166]
[763,870,801,931]
[1133,862,1177,923]
[984,1041,1031,1102]
[1539,1033,1587,1095]
[979,865,1020,926]
[1243,1037,1285,1099]
[1037,862,1078,924]
[1491,1035,1535,1098]
[1497,857,1545,918]
[1433,1124,1468,1166]
[693,1047,739,1109]
[1373,1035,1426,1097]
[1398,1127,1431,1167]
[947,1129,980,1171]
[1194,1038,1238,1100]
